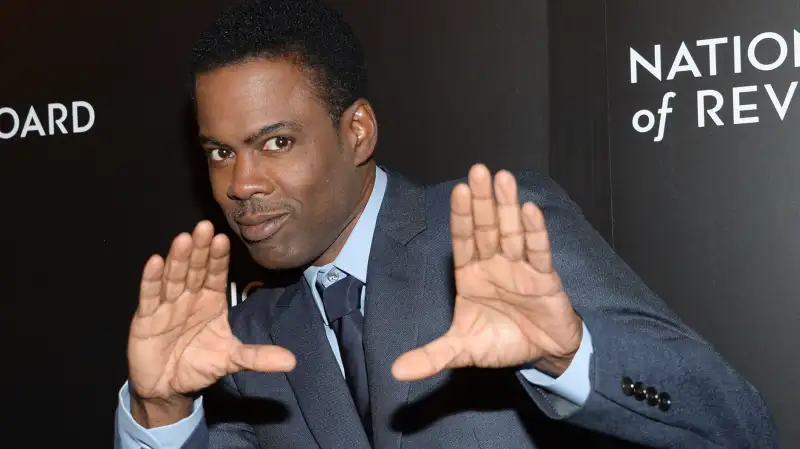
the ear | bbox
[338,99,378,166]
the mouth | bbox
[237,213,290,243]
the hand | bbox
[127,221,295,427]
[393,164,583,381]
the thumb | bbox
[230,344,297,373]
[392,334,464,382]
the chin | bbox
[247,241,307,271]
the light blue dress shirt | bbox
[115,166,594,449]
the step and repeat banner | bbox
[605,1,800,446]
[4,0,795,446]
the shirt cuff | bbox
[518,321,594,405]
[116,381,205,449]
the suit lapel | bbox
[364,171,429,449]
[270,281,371,449]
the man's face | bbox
[194,58,372,269]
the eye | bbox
[263,136,293,152]
[208,148,234,162]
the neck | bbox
[312,165,377,267]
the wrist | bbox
[534,319,583,377]
[534,351,577,378]
[129,390,193,429]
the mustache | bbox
[229,199,292,220]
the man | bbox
[115,0,777,447]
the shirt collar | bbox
[303,166,387,287]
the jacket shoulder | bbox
[423,169,582,219]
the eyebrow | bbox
[198,121,303,147]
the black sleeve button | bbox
[645,386,658,406]
[657,392,671,411]
[621,376,634,396]
[633,381,646,401]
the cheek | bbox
[208,168,233,205]
[280,149,332,201]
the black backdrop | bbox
[1,1,797,448]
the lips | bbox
[237,213,290,242]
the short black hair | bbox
[189,0,368,123]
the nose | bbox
[227,152,275,201]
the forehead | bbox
[194,58,323,138]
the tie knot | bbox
[319,273,363,324]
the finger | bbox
[521,202,553,273]
[392,335,464,382]
[494,170,524,261]
[204,234,231,293]
[230,344,297,373]
[451,183,475,268]
[137,255,165,317]
[162,233,194,302]
[468,164,499,259]
[186,221,215,293]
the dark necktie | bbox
[319,273,372,439]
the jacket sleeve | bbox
[515,173,778,449]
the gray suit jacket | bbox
[185,169,777,448]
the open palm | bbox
[393,165,583,381]
[128,221,295,402]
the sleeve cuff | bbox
[518,321,594,405]
[116,381,205,449]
